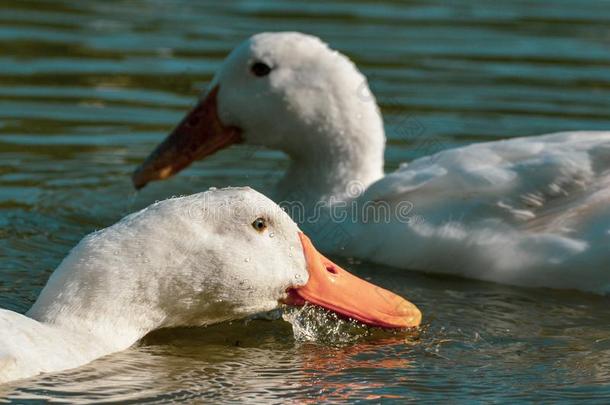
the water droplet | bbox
[281,304,373,344]
[244,258,250,263]
[269,232,275,238]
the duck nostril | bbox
[326,265,338,274]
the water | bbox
[1,0,610,401]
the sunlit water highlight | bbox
[282,304,418,345]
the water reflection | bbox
[2,0,610,401]
[5,271,610,402]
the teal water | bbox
[1,0,610,402]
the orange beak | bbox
[132,86,242,189]
[285,233,421,329]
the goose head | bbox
[132,32,385,196]
[29,187,420,349]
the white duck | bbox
[132,32,610,294]
[0,187,420,384]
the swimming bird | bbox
[132,32,610,293]
[0,187,419,384]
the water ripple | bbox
[2,0,610,401]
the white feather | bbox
[209,32,610,293]
[0,187,307,384]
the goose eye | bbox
[250,62,272,77]
[252,217,267,232]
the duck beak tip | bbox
[131,85,241,188]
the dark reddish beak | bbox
[132,86,242,189]
[285,233,422,329]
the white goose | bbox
[0,187,420,384]
[132,32,610,294]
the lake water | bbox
[1,0,610,402]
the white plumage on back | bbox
[345,132,610,292]
[188,32,610,293]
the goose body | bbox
[0,310,111,384]
[344,131,610,292]
[0,187,419,384]
[133,32,610,293]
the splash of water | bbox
[282,304,368,344]
[281,304,415,345]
